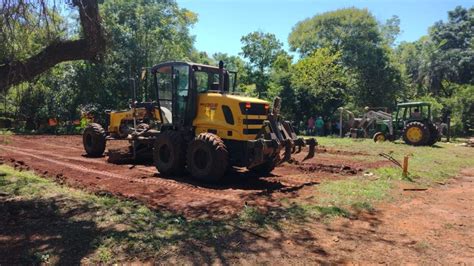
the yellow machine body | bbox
[193,93,269,141]
[108,107,162,133]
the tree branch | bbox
[0,0,105,93]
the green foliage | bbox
[1,0,198,131]
[441,83,474,135]
[290,48,349,119]
[240,31,284,97]
[380,15,401,47]
[288,8,402,108]
[394,6,473,134]
[1,3,472,137]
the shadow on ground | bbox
[0,197,113,264]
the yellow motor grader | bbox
[83,61,316,182]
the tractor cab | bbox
[394,102,432,130]
[394,101,439,146]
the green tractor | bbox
[373,102,440,146]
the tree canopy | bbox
[288,8,402,108]
[0,3,472,135]
[240,31,284,97]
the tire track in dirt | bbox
[0,145,240,202]
[9,136,84,152]
[2,144,320,192]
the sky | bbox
[176,0,474,57]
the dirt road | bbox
[1,135,472,263]
[214,168,474,264]
[0,135,387,218]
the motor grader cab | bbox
[83,61,316,182]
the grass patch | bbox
[0,129,13,144]
[318,177,392,207]
[238,203,351,230]
[0,165,232,263]
[307,137,473,214]
[316,137,473,183]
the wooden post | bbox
[446,115,451,142]
[403,155,409,177]
[339,107,343,138]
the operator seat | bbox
[160,106,172,124]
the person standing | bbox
[316,116,324,136]
[307,116,315,136]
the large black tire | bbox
[402,121,430,146]
[83,123,106,157]
[186,133,229,182]
[426,123,440,146]
[153,131,186,176]
[248,155,279,176]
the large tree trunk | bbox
[0,0,105,93]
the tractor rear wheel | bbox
[402,122,430,146]
[426,123,440,146]
[83,123,106,157]
[373,132,386,143]
[186,133,229,182]
[153,131,186,176]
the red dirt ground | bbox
[0,135,388,219]
[214,168,474,264]
[1,135,473,263]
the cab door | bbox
[154,63,195,128]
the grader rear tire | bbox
[83,123,106,157]
[186,133,229,182]
[153,131,186,176]
[402,121,430,146]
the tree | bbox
[1,0,198,129]
[0,0,105,92]
[266,52,295,119]
[72,0,198,110]
[290,48,349,120]
[288,8,402,108]
[428,6,474,93]
[380,15,401,47]
[240,31,283,97]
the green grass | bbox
[0,165,233,263]
[318,177,392,207]
[0,129,13,144]
[316,136,474,183]
[308,137,474,213]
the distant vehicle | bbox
[350,102,440,146]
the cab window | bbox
[194,70,219,93]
